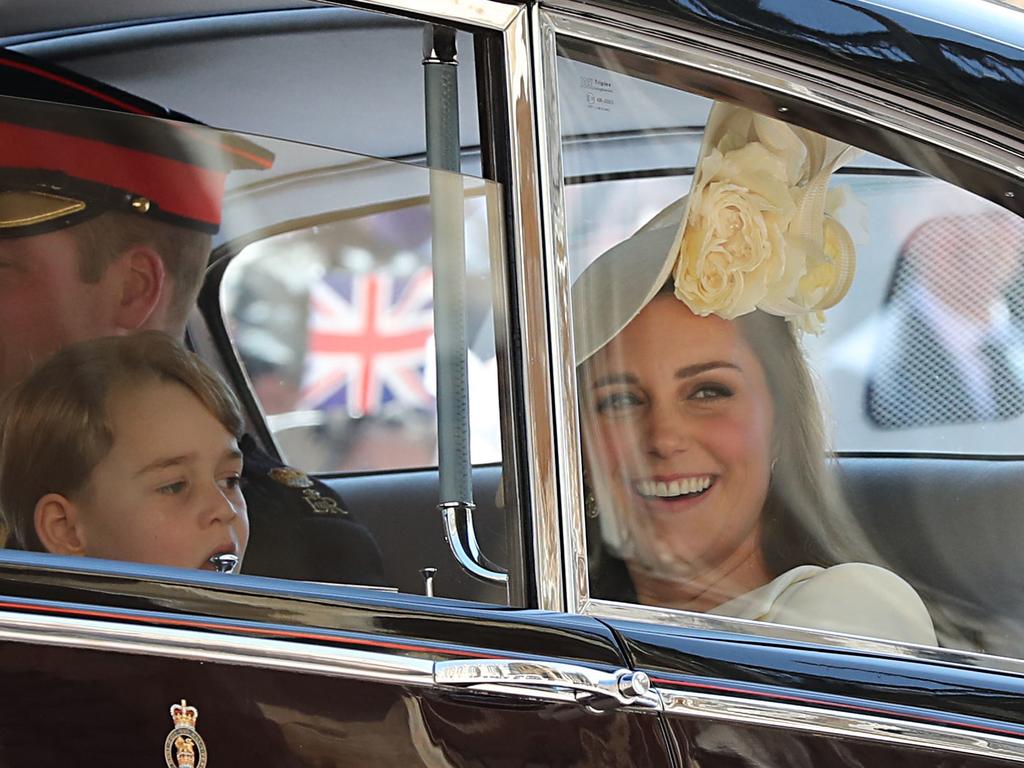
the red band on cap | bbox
[0,122,226,227]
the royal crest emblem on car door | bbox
[163,700,207,768]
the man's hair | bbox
[0,331,242,552]
[72,212,211,337]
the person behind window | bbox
[0,48,386,586]
[867,211,1024,428]
[573,102,937,645]
[0,332,248,570]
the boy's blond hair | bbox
[0,331,243,551]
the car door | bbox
[535,1,1024,765]
[0,1,674,765]
[0,552,679,766]
[12,0,559,610]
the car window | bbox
[557,36,1024,657]
[11,7,484,173]
[220,185,502,474]
[0,93,517,602]
[10,6,492,475]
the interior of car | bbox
[4,1,1024,663]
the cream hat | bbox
[572,102,860,364]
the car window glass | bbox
[10,7,483,174]
[11,6,496,476]
[558,38,1024,657]
[0,95,515,603]
[221,188,502,474]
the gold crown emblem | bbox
[164,699,206,768]
[170,700,199,730]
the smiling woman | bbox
[573,102,938,645]
[581,296,776,611]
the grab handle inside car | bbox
[424,23,508,590]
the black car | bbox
[2,0,1024,765]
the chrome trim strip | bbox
[0,609,434,684]
[483,161,526,606]
[588,596,1024,679]
[660,689,1024,763]
[500,7,565,611]
[533,9,589,614]
[544,7,1024,676]
[326,0,519,30]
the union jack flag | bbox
[298,268,435,415]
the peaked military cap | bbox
[0,47,273,237]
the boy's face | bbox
[72,378,248,570]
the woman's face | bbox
[581,295,775,579]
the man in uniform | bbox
[0,47,385,585]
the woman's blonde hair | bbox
[0,331,242,552]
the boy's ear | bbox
[34,493,87,556]
[112,246,166,331]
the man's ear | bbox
[34,493,87,556]
[113,246,166,331]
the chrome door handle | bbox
[433,659,661,711]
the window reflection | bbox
[0,89,513,600]
[223,183,503,474]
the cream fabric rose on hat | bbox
[572,101,862,364]
[673,104,858,333]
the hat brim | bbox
[572,195,689,364]
[0,189,96,237]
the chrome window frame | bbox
[263,0,560,608]
[328,0,519,29]
[534,5,1024,679]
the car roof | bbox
[551,0,1024,136]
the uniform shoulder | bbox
[240,435,350,517]
[238,435,386,585]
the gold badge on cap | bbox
[164,699,207,768]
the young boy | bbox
[0,331,248,572]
